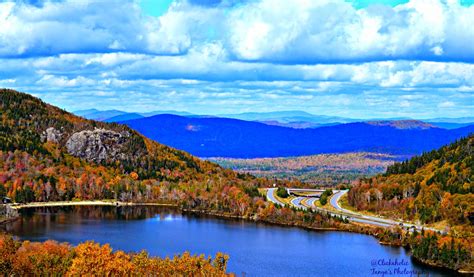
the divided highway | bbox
[266,188,442,232]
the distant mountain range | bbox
[104,113,144,122]
[119,114,474,158]
[74,109,194,122]
[218,111,355,127]
[73,109,474,130]
[74,109,127,121]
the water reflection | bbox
[3,206,454,277]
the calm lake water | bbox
[3,206,453,276]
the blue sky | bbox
[0,0,473,119]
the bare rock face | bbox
[66,128,130,163]
[41,127,62,143]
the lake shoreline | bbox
[9,200,178,210]
[4,201,471,274]
[7,201,342,232]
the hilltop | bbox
[0,89,225,182]
[74,109,193,122]
[72,109,474,130]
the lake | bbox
[2,206,453,276]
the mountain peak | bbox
[0,89,222,180]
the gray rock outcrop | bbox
[66,128,130,163]
[41,127,62,143]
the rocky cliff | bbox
[65,128,130,163]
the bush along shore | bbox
[377,226,473,274]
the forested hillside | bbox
[349,135,473,226]
[348,136,473,271]
[0,88,224,181]
[211,152,396,186]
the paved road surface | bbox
[330,190,355,214]
[290,197,306,209]
[304,198,318,208]
[266,188,285,206]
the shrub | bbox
[276,187,289,198]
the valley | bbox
[0,89,472,275]
[210,152,397,186]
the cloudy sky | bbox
[1,0,473,119]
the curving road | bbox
[330,190,355,214]
[266,188,284,206]
[265,188,442,232]
[303,197,318,208]
[330,190,441,232]
[290,197,307,210]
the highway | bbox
[266,188,442,232]
[266,188,285,206]
[290,197,306,209]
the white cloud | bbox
[0,0,472,63]
[399,100,411,108]
[225,0,474,63]
[0,1,177,57]
[438,101,455,108]
[36,75,96,87]
[0,0,472,118]
[431,46,444,56]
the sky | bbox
[0,0,473,119]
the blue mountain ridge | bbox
[120,114,474,158]
[105,113,145,122]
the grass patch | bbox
[291,191,321,197]
[426,220,450,231]
[318,194,338,212]
[339,194,354,211]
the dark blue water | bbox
[3,206,452,276]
